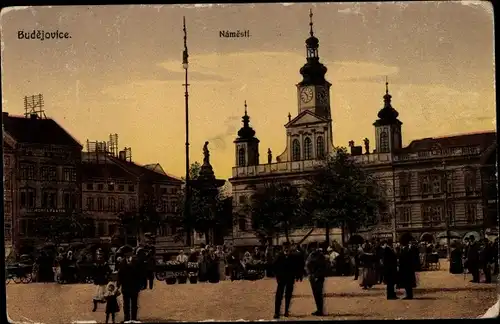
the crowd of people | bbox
[9,234,498,321]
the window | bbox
[238,148,246,167]
[4,223,12,240]
[4,155,10,168]
[63,168,73,181]
[446,203,455,226]
[97,183,104,191]
[431,174,442,194]
[86,197,94,210]
[303,137,312,160]
[292,139,300,161]
[20,163,35,180]
[108,224,118,237]
[118,184,125,191]
[49,167,57,181]
[42,189,57,208]
[108,197,116,211]
[129,198,136,210]
[465,204,476,224]
[464,170,476,195]
[20,188,36,208]
[97,222,107,237]
[170,201,176,213]
[239,195,247,205]
[316,136,325,158]
[420,175,430,196]
[63,192,72,210]
[398,207,410,227]
[398,173,410,199]
[161,199,168,212]
[161,188,168,195]
[128,185,135,192]
[445,171,453,195]
[4,203,11,216]
[40,167,49,180]
[422,205,432,226]
[379,131,389,153]
[86,183,93,190]
[108,184,115,191]
[238,216,247,231]
[118,198,125,211]
[431,205,443,225]
[97,197,105,211]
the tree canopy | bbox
[244,180,304,244]
[303,146,388,243]
[32,211,95,247]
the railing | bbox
[232,160,324,178]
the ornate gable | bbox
[285,110,328,128]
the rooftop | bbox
[403,131,496,152]
[2,112,82,148]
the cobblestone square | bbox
[7,264,498,323]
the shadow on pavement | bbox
[414,287,496,294]
[139,318,178,322]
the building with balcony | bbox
[3,111,83,255]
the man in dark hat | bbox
[398,236,416,299]
[117,251,142,322]
[273,242,299,319]
[466,235,480,283]
[381,240,398,300]
[306,246,328,316]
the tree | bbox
[171,162,234,245]
[244,181,304,245]
[303,147,387,245]
[32,211,95,248]
[118,195,161,246]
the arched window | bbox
[292,139,301,161]
[316,136,325,158]
[238,148,246,166]
[303,137,312,160]
[380,131,389,153]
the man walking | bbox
[466,235,480,283]
[381,240,398,300]
[306,247,328,316]
[273,242,299,319]
[398,238,417,300]
[117,252,142,322]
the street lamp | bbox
[182,16,192,247]
[442,160,451,260]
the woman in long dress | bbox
[215,246,226,281]
[359,243,377,289]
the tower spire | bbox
[383,76,392,107]
[309,8,314,37]
[244,100,248,116]
[237,100,256,139]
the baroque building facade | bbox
[81,145,184,253]
[228,12,497,247]
[3,112,83,255]
[229,13,342,247]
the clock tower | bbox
[296,9,331,120]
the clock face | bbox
[300,87,314,103]
[316,88,329,105]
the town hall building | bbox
[228,10,497,247]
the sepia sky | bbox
[0,2,495,180]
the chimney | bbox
[351,146,363,156]
[119,151,126,160]
[30,113,38,120]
